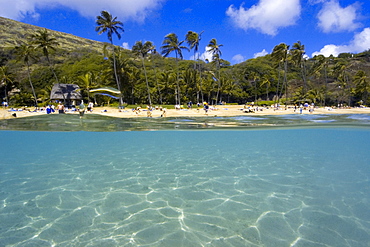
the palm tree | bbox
[186,31,204,68]
[331,61,353,106]
[14,42,38,106]
[307,86,325,105]
[290,41,307,94]
[0,66,14,105]
[207,38,223,104]
[96,10,124,105]
[29,29,60,84]
[161,33,189,105]
[312,55,331,106]
[132,41,155,105]
[78,72,97,102]
[272,43,289,107]
[186,30,204,102]
[157,70,177,104]
[39,85,52,105]
[247,71,260,104]
[354,70,369,105]
[260,74,272,101]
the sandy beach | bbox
[1,105,370,120]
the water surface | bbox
[1,113,370,131]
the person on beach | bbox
[79,101,85,118]
[46,105,53,114]
[161,108,167,117]
[87,102,94,112]
[57,102,65,114]
[204,102,209,114]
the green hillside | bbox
[0,16,104,52]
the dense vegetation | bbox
[1,14,370,108]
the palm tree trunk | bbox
[26,62,37,107]
[175,53,181,105]
[284,60,288,109]
[153,68,163,105]
[141,56,152,105]
[275,63,282,103]
[324,67,328,106]
[195,51,204,103]
[215,61,221,105]
[2,80,9,105]
[302,60,307,95]
[254,80,257,103]
[46,55,59,84]
[111,43,123,106]
[46,55,65,102]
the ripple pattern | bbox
[0,129,369,246]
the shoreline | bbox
[1,105,370,120]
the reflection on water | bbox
[0,113,370,131]
[0,115,370,246]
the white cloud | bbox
[312,27,370,57]
[122,42,130,49]
[254,49,268,58]
[0,0,39,20]
[0,0,165,22]
[317,0,361,33]
[232,54,245,63]
[198,47,213,62]
[226,0,301,36]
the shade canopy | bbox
[50,84,82,100]
[89,87,120,95]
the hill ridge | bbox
[0,16,105,52]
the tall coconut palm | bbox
[29,29,60,84]
[161,33,189,105]
[186,30,204,102]
[272,43,289,107]
[207,38,223,104]
[290,41,307,94]
[14,42,38,106]
[132,41,155,105]
[96,10,124,105]
[185,31,204,68]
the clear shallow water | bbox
[1,113,370,131]
[0,115,370,246]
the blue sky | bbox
[1,0,370,64]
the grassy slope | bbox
[0,16,104,52]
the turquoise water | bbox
[0,114,370,246]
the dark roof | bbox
[50,84,82,100]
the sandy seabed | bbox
[1,105,370,120]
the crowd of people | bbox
[3,100,96,118]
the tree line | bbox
[1,10,369,108]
